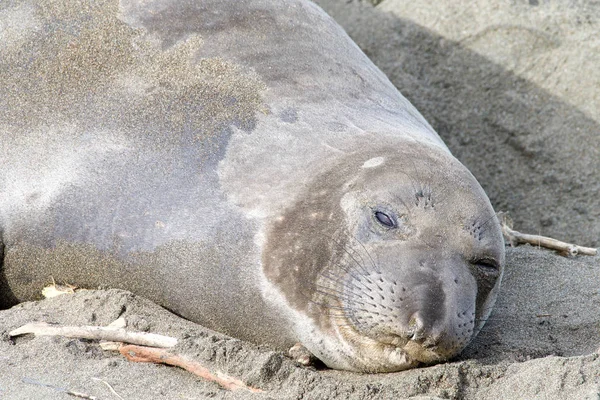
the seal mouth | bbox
[373,333,448,364]
[355,308,475,365]
[337,267,469,366]
[333,316,457,372]
[337,299,474,370]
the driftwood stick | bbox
[9,322,177,348]
[11,321,262,393]
[119,345,263,393]
[91,377,124,400]
[502,224,597,256]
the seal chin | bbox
[401,341,444,364]
[381,340,443,367]
[333,317,468,372]
[376,335,448,364]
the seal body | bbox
[0,0,504,372]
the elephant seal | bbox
[0,0,505,372]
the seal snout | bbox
[341,263,477,365]
[406,312,436,345]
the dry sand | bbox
[1,0,599,399]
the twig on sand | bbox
[119,344,263,393]
[500,215,597,257]
[10,321,262,393]
[9,322,177,348]
[92,378,124,400]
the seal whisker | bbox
[303,291,373,323]
[311,284,367,305]
[313,280,375,306]
[478,213,501,232]
[317,231,373,276]
[344,233,379,272]
[399,155,422,198]
[331,229,379,274]
[411,146,434,198]
[384,190,414,219]
[302,299,347,311]
[317,237,381,296]
[320,261,374,294]
[318,270,368,295]
[312,276,383,311]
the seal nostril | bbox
[406,313,425,341]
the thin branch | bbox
[11,321,264,393]
[91,378,124,400]
[501,223,597,257]
[119,345,263,393]
[9,322,177,348]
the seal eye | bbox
[374,211,395,228]
[474,259,500,276]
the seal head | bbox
[264,138,505,372]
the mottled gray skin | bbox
[0,0,505,372]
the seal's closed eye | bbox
[374,211,395,228]
[472,258,501,276]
